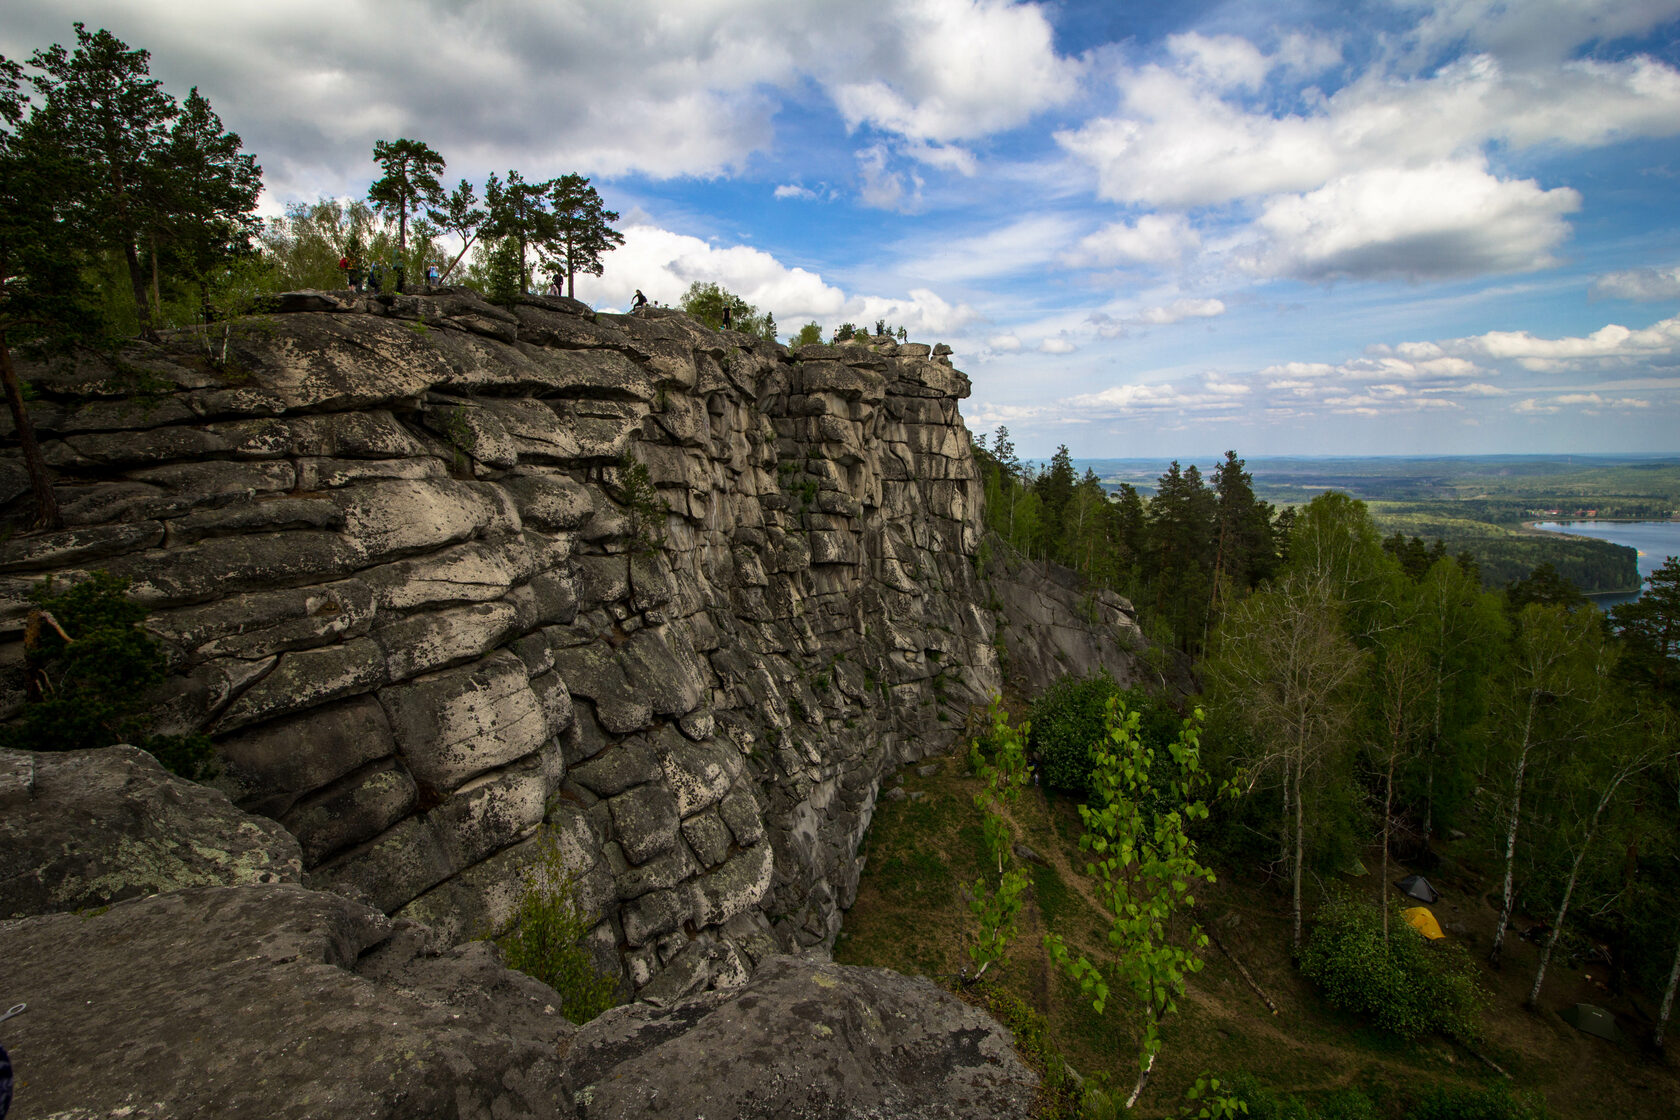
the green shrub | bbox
[1028,673,1181,797]
[1220,1073,1376,1120]
[1,573,214,779]
[498,827,620,1023]
[1409,1085,1550,1120]
[1297,896,1484,1043]
[1028,671,1121,794]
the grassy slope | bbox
[835,753,1680,1119]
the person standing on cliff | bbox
[721,304,732,330]
[631,289,648,311]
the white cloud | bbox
[1039,337,1078,354]
[1452,313,1680,370]
[1059,49,1680,210]
[1165,32,1270,92]
[826,0,1080,142]
[1064,214,1200,268]
[1244,160,1580,281]
[1259,361,1338,378]
[1137,298,1226,325]
[1591,265,1680,301]
[0,0,1080,197]
[774,184,819,200]
[988,334,1023,352]
[1399,0,1680,66]
[910,214,1082,283]
[857,144,924,211]
[577,223,975,337]
[902,140,979,175]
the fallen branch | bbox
[1460,1041,1511,1079]
[1210,928,1279,1016]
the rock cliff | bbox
[0,287,1141,1001]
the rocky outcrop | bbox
[0,883,578,1119]
[564,955,1037,1119]
[0,744,303,919]
[991,559,1144,696]
[0,288,1137,999]
[0,878,1034,1120]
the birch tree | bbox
[1045,698,1222,1109]
[1526,716,1652,1008]
[1487,603,1615,968]
[1208,569,1365,951]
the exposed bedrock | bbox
[0,288,1139,999]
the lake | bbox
[1530,520,1680,607]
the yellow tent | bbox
[1403,906,1445,940]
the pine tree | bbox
[153,87,262,310]
[0,52,83,528]
[428,179,486,283]
[485,170,555,296]
[29,24,180,337]
[546,173,624,300]
[1612,555,1680,698]
[367,138,445,292]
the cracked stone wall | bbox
[0,287,1109,1002]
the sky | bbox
[4,1,1680,459]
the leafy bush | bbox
[0,573,214,778]
[1028,674,1182,797]
[498,827,620,1023]
[1221,1073,1376,1120]
[1297,896,1485,1043]
[1409,1085,1550,1120]
[1028,671,1122,794]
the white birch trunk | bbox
[1655,927,1680,1053]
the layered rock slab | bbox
[0,884,577,1120]
[564,955,1037,1120]
[0,744,303,920]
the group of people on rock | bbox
[336,255,441,293]
[334,258,660,315]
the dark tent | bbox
[1562,1003,1622,1043]
[1395,874,1440,904]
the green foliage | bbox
[1028,670,1123,794]
[1409,1085,1551,1120]
[498,826,619,1023]
[1296,895,1485,1043]
[543,173,623,299]
[1221,1074,1377,1120]
[0,573,213,778]
[968,868,1029,978]
[478,235,525,306]
[1180,1076,1251,1119]
[1045,698,1221,1095]
[978,987,1081,1117]
[967,698,1032,980]
[791,320,823,347]
[679,280,776,341]
[618,451,667,555]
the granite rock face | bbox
[0,744,303,919]
[0,290,1137,997]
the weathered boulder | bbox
[0,884,577,1119]
[563,955,1037,1119]
[0,745,303,920]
